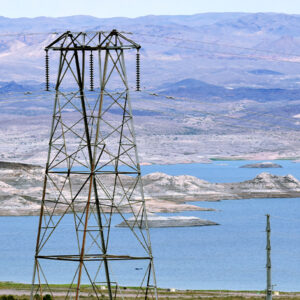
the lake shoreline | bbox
[3,154,300,168]
[1,160,300,218]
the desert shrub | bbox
[42,294,52,300]
[1,296,15,300]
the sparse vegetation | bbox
[0,283,299,299]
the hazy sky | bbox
[1,0,300,18]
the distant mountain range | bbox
[2,77,300,104]
[1,12,300,92]
[2,14,300,166]
[0,81,45,94]
[157,78,300,102]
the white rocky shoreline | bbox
[116,215,219,228]
[1,161,300,227]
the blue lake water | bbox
[141,159,300,182]
[0,160,299,291]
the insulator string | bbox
[89,51,94,91]
[45,50,49,91]
[136,50,140,91]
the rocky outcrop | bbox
[0,161,41,170]
[240,162,282,168]
[142,172,300,201]
[222,172,300,199]
[142,172,228,201]
[116,215,218,228]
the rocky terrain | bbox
[1,14,300,165]
[2,12,300,220]
[1,162,300,216]
[142,171,300,201]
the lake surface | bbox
[141,159,300,183]
[0,160,299,291]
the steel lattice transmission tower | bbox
[30,30,157,300]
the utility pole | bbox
[266,214,272,300]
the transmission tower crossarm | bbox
[45,31,70,50]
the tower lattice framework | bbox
[30,30,158,300]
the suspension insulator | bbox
[89,51,94,91]
[136,51,140,91]
[45,49,50,91]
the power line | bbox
[1,30,300,63]
[1,88,300,133]
[133,32,300,59]
[2,30,300,60]
[0,32,58,37]
[137,37,300,64]
[0,30,132,38]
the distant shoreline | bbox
[1,160,300,217]
[2,155,300,168]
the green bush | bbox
[42,294,52,300]
[33,295,40,300]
